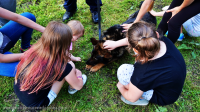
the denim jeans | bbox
[0,12,36,51]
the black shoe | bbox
[62,10,76,22]
[92,12,99,24]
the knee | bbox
[117,64,130,77]
[68,61,75,68]
[20,12,36,22]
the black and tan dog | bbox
[86,8,157,72]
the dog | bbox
[86,8,157,72]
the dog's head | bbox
[101,24,125,41]
[86,38,113,66]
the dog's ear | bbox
[90,38,98,45]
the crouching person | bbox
[117,21,186,106]
[14,21,87,107]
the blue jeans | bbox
[64,0,102,13]
[0,12,36,51]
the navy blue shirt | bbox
[14,63,72,107]
[131,36,186,105]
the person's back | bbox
[132,36,186,105]
[116,21,186,106]
[14,21,87,107]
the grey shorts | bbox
[117,64,153,101]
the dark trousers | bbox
[64,0,102,13]
[157,0,200,43]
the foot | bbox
[68,74,87,94]
[92,12,99,24]
[62,10,76,22]
[120,95,149,106]
[177,33,184,41]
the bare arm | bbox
[70,53,81,62]
[149,10,165,17]
[0,53,23,63]
[0,7,45,33]
[122,0,153,32]
[166,0,194,19]
[103,38,128,50]
[117,82,143,102]
[134,0,153,23]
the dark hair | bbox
[127,21,160,64]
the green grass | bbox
[0,0,200,111]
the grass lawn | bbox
[0,0,200,111]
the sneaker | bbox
[166,31,185,41]
[177,33,184,41]
[120,95,149,106]
[165,31,168,35]
[68,74,87,94]
[162,6,169,11]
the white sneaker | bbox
[68,74,87,94]
[120,95,149,106]
[162,6,169,11]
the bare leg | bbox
[51,79,65,95]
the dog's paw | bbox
[89,63,105,72]
[90,67,99,72]
[85,65,93,70]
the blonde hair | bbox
[67,20,84,36]
[127,21,160,64]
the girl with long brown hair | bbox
[14,21,87,107]
[116,21,186,106]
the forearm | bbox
[116,38,128,47]
[16,15,45,33]
[0,53,23,63]
[0,7,45,33]
[149,10,165,17]
[134,0,153,23]
[70,53,76,61]
[179,0,194,10]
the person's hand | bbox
[117,82,124,89]
[166,6,181,22]
[121,23,132,32]
[74,57,81,62]
[103,40,117,50]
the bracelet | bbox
[77,76,82,79]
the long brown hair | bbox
[127,21,160,64]
[15,21,73,94]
